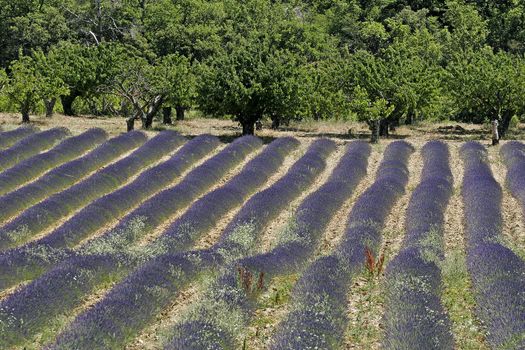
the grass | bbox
[441,249,489,350]
[242,274,299,348]
[344,273,385,349]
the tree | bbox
[143,0,224,62]
[198,39,308,135]
[107,51,195,130]
[447,48,525,138]
[156,54,197,122]
[3,51,68,123]
[198,0,333,135]
[47,41,123,116]
[345,24,445,138]
[303,59,350,122]
[349,85,394,143]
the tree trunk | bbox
[163,107,173,124]
[370,120,380,143]
[175,106,185,121]
[379,119,389,137]
[492,119,500,145]
[127,116,136,131]
[498,111,513,139]
[241,118,255,135]
[21,106,30,123]
[141,114,153,129]
[141,95,165,129]
[60,92,79,116]
[405,113,414,125]
[45,98,57,118]
[271,117,280,130]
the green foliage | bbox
[3,51,68,121]
[446,47,525,133]
[0,0,523,135]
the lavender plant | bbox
[0,135,272,347]
[0,127,69,172]
[271,141,413,349]
[0,135,221,290]
[40,134,219,248]
[0,128,107,196]
[0,130,147,225]
[48,139,334,349]
[382,141,454,350]
[461,141,525,349]
[0,131,183,251]
[501,141,525,226]
[166,141,371,349]
[0,126,37,150]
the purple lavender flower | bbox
[0,128,107,196]
[462,141,525,348]
[0,131,181,251]
[0,128,70,172]
[48,139,332,349]
[0,126,37,150]
[0,130,147,224]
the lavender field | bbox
[0,126,524,349]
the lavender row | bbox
[0,135,220,291]
[41,134,220,249]
[0,136,265,347]
[0,131,184,251]
[0,130,147,225]
[167,141,371,349]
[50,139,335,349]
[461,141,525,349]
[149,136,300,255]
[80,134,266,253]
[501,141,525,230]
[0,128,107,196]
[271,141,413,349]
[0,126,37,150]
[0,127,69,172]
[382,141,454,349]
[237,141,370,276]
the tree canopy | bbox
[0,0,524,139]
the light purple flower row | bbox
[41,134,220,248]
[0,126,37,150]
[0,128,107,196]
[0,134,221,292]
[461,141,525,349]
[0,127,69,172]
[49,139,334,349]
[382,141,454,349]
[271,141,413,349]
[0,130,147,225]
[0,135,268,347]
[166,141,371,349]
[0,131,183,251]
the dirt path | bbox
[76,144,226,248]
[0,137,101,198]
[258,141,343,252]
[318,142,384,255]
[193,140,311,250]
[0,138,145,228]
[137,142,262,247]
[30,280,119,349]
[126,282,203,349]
